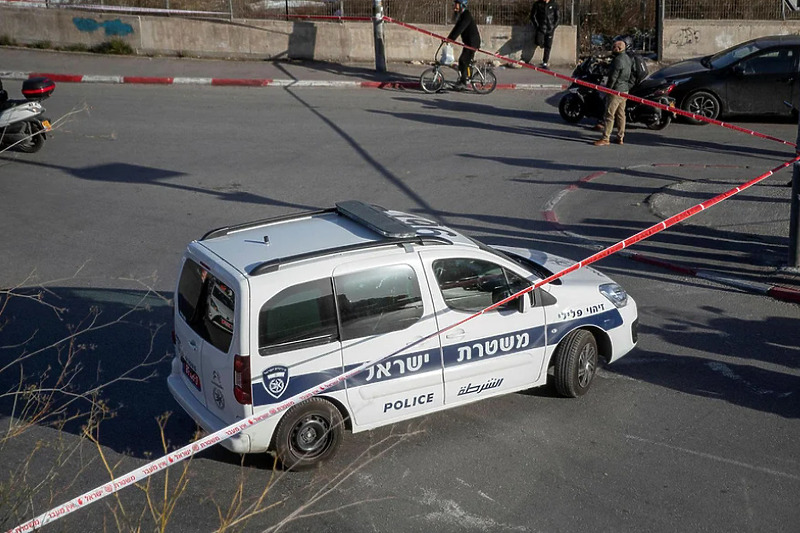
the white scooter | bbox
[0,77,55,153]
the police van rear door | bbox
[175,252,249,423]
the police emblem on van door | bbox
[263,366,289,399]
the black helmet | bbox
[612,35,634,51]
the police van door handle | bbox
[406,336,425,346]
[446,329,465,340]
[189,340,197,348]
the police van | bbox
[167,201,638,469]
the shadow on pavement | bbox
[613,308,800,419]
[0,285,190,458]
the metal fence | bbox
[34,0,573,24]
[21,0,800,22]
[227,0,573,25]
[665,0,800,20]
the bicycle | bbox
[419,42,497,95]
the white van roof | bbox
[193,201,478,278]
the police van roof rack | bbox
[249,236,451,277]
[201,208,336,241]
[201,201,414,241]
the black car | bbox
[639,35,800,124]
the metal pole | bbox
[285,0,289,21]
[655,0,664,62]
[791,163,800,268]
[373,0,387,73]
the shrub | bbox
[90,38,134,55]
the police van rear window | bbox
[259,279,338,355]
[177,258,236,353]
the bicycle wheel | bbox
[471,68,497,95]
[420,68,444,94]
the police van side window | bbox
[334,264,424,341]
[433,258,530,313]
[259,279,338,355]
[177,258,236,353]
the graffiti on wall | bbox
[73,18,134,37]
[670,27,700,47]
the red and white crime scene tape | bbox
[9,17,800,533]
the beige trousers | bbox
[602,94,626,141]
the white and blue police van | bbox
[167,201,638,469]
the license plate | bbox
[41,120,52,131]
[182,357,202,391]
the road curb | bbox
[0,70,565,91]
[542,166,800,305]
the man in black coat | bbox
[529,0,559,69]
[447,0,481,90]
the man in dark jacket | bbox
[595,38,633,146]
[529,0,559,69]
[447,0,481,90]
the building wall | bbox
[663,19,800,61]
[0,7,577,65]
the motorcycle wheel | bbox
[559,93,584,123]
[16,120,46,153]
[646,112,672,131]
[420,68,444,94]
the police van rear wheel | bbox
[274,398,344,471]
[553,329,598,398]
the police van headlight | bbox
[599,283,628,308]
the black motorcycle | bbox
[558,55,676,131]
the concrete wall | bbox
[0,6,577,65]
[663,19,800,62]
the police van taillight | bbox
[233,354,252,405]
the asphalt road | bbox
[0,82,798,533]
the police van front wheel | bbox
[553,329,598,398]
[273,398,344,471]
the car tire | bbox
[683,90,721,125]
[273,398,344,471]
[553,329,598,398]
[558,93,584,123]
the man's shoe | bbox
[452,81,467,91]
[594,139,610,146]
[541,62,549,69]
[615,137,624,145]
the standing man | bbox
[529,0,559,69]
[447,0,481,90]
[594,38,633,146]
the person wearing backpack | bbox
[627,37,649,87]
[528,0,559,69]
[595,38,633,146]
